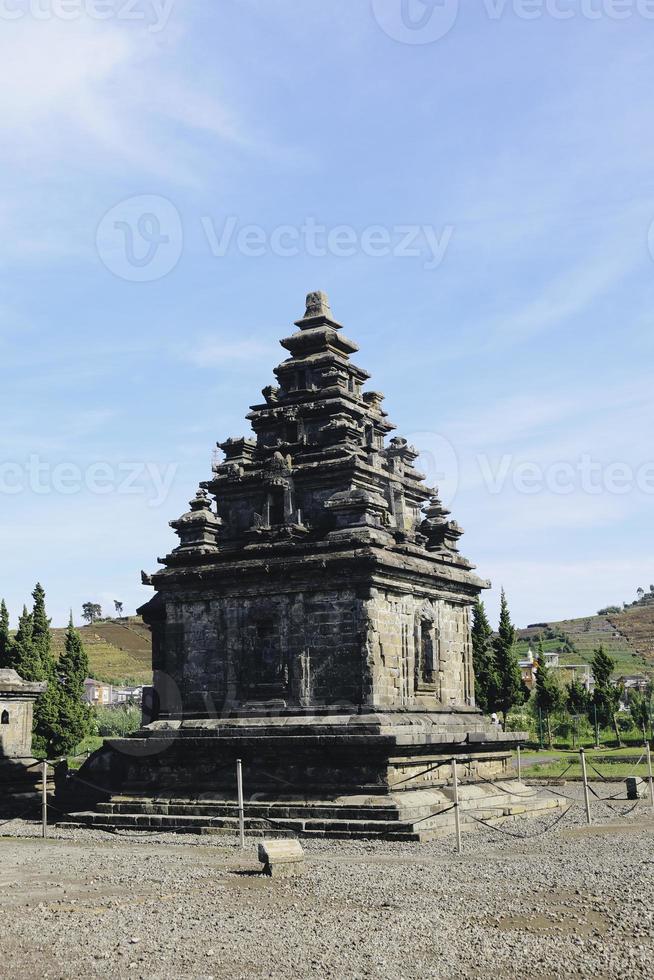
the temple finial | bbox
[303,291,332,319]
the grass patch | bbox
[66,735,104,769]
[527,760,650,779]
[50,616,152,686]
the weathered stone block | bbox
[258,838,305,877]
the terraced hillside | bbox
[608,603,654,664]
[515,609,653,679]
[51,617,152,685]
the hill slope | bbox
[515,606,654,678]
[608,604,654,665]
[51,617,152,685]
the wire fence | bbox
[2,744,652,852]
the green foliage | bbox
[82,602,102,624]
[597,605,621,616]
[566,678,591,715]
[3,587,88,758]
[31,583,52,666]
[534,646,563,747]
[471,599,498,714]
[493,589,524,723]
[535,647,563,715]
[505,711,534,736]
[592,645,615,688]
[24,585,64,757]
[0,598,10,668]
[94,704,141,738]
[591,645,620,728]
[66,735,104,769]
[57,615,94,755]
[11,606,38,677]
[629,692,652,735]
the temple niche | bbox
[68,292,558,838]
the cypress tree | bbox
[57,614,93,754]
[11,606,39,678]
[28,585,61,758]
[471,599,498,713]
[534,641,562,747]
[493,589,524,727]
[31,582,53,672]
[566,678,590,715]
[0,599,11,668]
[591,645,619,732]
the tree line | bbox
[472,591,652,744]
[0,585,94,757]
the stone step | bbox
[92,785,549,825]
[65,810,421,837]
[102,812,414,834]
[95,800,406,821]
[62,796,563,841]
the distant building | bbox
[112,686,142,705]
[83,678,113,706]
[83,679,142,707]
[616,674,650,693]
[518,649,537,690]
[518,648,560,690]
[551,663,594,691]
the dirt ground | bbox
[1,799,653,979]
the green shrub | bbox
[506,711,535,735]
[94,704,141,737]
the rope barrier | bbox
[465,803,576,840]
[411,804,457,828]
[388,760,451,790]
[0,803,40,830]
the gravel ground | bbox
[0,784,653,980]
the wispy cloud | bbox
[490,248,633,342]
[179,338,277,367]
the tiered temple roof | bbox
[153,291,479,587]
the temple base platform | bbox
[57,711,562,840]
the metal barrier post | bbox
[41,761,48,839]
[517,744,522,783]
[236,758,245,848]
[646,742,654,815]
[580,748,591,825]
[451,757,462,854]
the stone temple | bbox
[68,292,559,838]
[0,669,47,817]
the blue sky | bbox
[1,0,652,629]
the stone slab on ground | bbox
[258,838,306,877]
